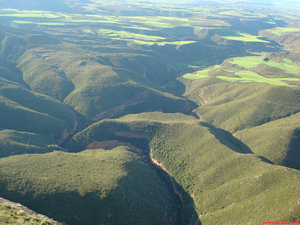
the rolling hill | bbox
[235,112,300,170]
[63,112,300,225]
[0,0,299,224]
[181,78,300,132]
[0,147,181,225]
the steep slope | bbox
[0,147,181,225]
[235,112,300,170]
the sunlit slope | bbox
[0,147,180,225]
[66,112,300,225]
[0,197,60,225]
[17,51,74,101]
[15,43,194,120]
[235,112,300,170]
[182,78,300,132]
[150,123,300,225]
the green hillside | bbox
[13,41,194,120]
[0,1,299,225]
[66,112,197,152]
[0,59,27,86]
[0,81,81,140]
[181,53,300,87]
[235,112,300,170]
[150,122,300,225]
[65,113,300,225]
[0,130,64,158]
[0,147,181,225]
[17,50,74,101]
[182,79,300,132]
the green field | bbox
[229,55,266,68]
[221,32,270,43]
[183,65,221,80]
[230,56,300,75]
[266,27,300,35]
[118,16,229,28]
[0,8,229,29]
[183,55,300,86]
[0,9,200,46]
[265,58,300,75]
[217,71,299,86]
[218,8,267,18]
